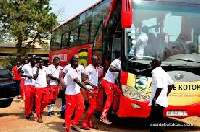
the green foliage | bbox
[2,56,18,70]
[0,0,58,60]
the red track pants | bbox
[35,87,49,119]
[100,79,120,119]
[21,78,25,100]
[25,85,35,116]
[82,89,98,125]
[49,85,59,101]
[65,93,85,132]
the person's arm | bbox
[167,75,174,96]
[73,78,94,95]
[47,67,60,82]
[48,74,60,82]
[167,84,174,96]
[33,67,39,80]
[21,69,32,79]
[152,88,162,106]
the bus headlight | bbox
[121,85,150,100]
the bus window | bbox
[50,29,62,51]
[80,12,86,25]
[61,32,69,49]
[85,9,93,22]
[93,23,103,65]
[79,23,90,44]
[91,1,110,42]
[69,28,78,47]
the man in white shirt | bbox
[61,59,85,119]
[82,56,99,130]
[149,58,174,132]
[21,56,36,119]
[100,55,121,124]
[47,57,63,116]
[64,54,93,132]
[33,58,49,123]
[129,26,149,59]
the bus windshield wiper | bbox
[176,59,194,62]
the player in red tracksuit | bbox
[100,55,121,124]
[82,56,99,130]
[33,58,50,123]
[64,54,94,132]
[20,59,29,103]
[22,56,36,119]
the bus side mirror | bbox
[121,0,132,28]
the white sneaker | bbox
[20,100,24,103]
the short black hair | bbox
[53,57,60,62]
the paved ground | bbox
[0,98,200,132]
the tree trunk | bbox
[16,37,23,62]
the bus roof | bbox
[53,0,105,31]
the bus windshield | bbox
[125,0,200,67]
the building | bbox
[0,39,50,68]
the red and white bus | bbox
[50,0,200,118]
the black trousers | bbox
[14,80,21,95]
[150,104,165,132]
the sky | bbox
[50,0,100,24]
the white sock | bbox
[47,105,51,112]
[51,104,55,112]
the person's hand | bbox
[84,79,89,84]
[152,98,156,107]
[89,90,94,97]
[27,75,32,79]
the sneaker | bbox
[25,113,34,120]
[100,118,112,124]
[82,122,90,130]
[37,118,43,123]
[47,112,51,116]
[71,126,81,132]
[20,100,24,103]
[88,121,98,129]
[63,123,65,127]
[51,111,55,116]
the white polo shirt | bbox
[63,64,84,86]
[85,64,98,89]
[47,64,63,85]
[104,59,121,84]
[33,66,48,88]
[65,67,81,95]
[22,63,35,86]
[63,64,71,75]
[149,67,174,108]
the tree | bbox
[0,0,58,61]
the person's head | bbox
[37,58,43,68]
[23,59,29,64]
[53,57,60,67]
[31,55,37,67]
[150,58,162,69]
[70,54,79,68]
[16,62,21,67]
[141,26,148,34]
[91,55,98,67]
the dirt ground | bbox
[0,98,200,132]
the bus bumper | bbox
[118,96,200,118]
[118,96,151,118]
